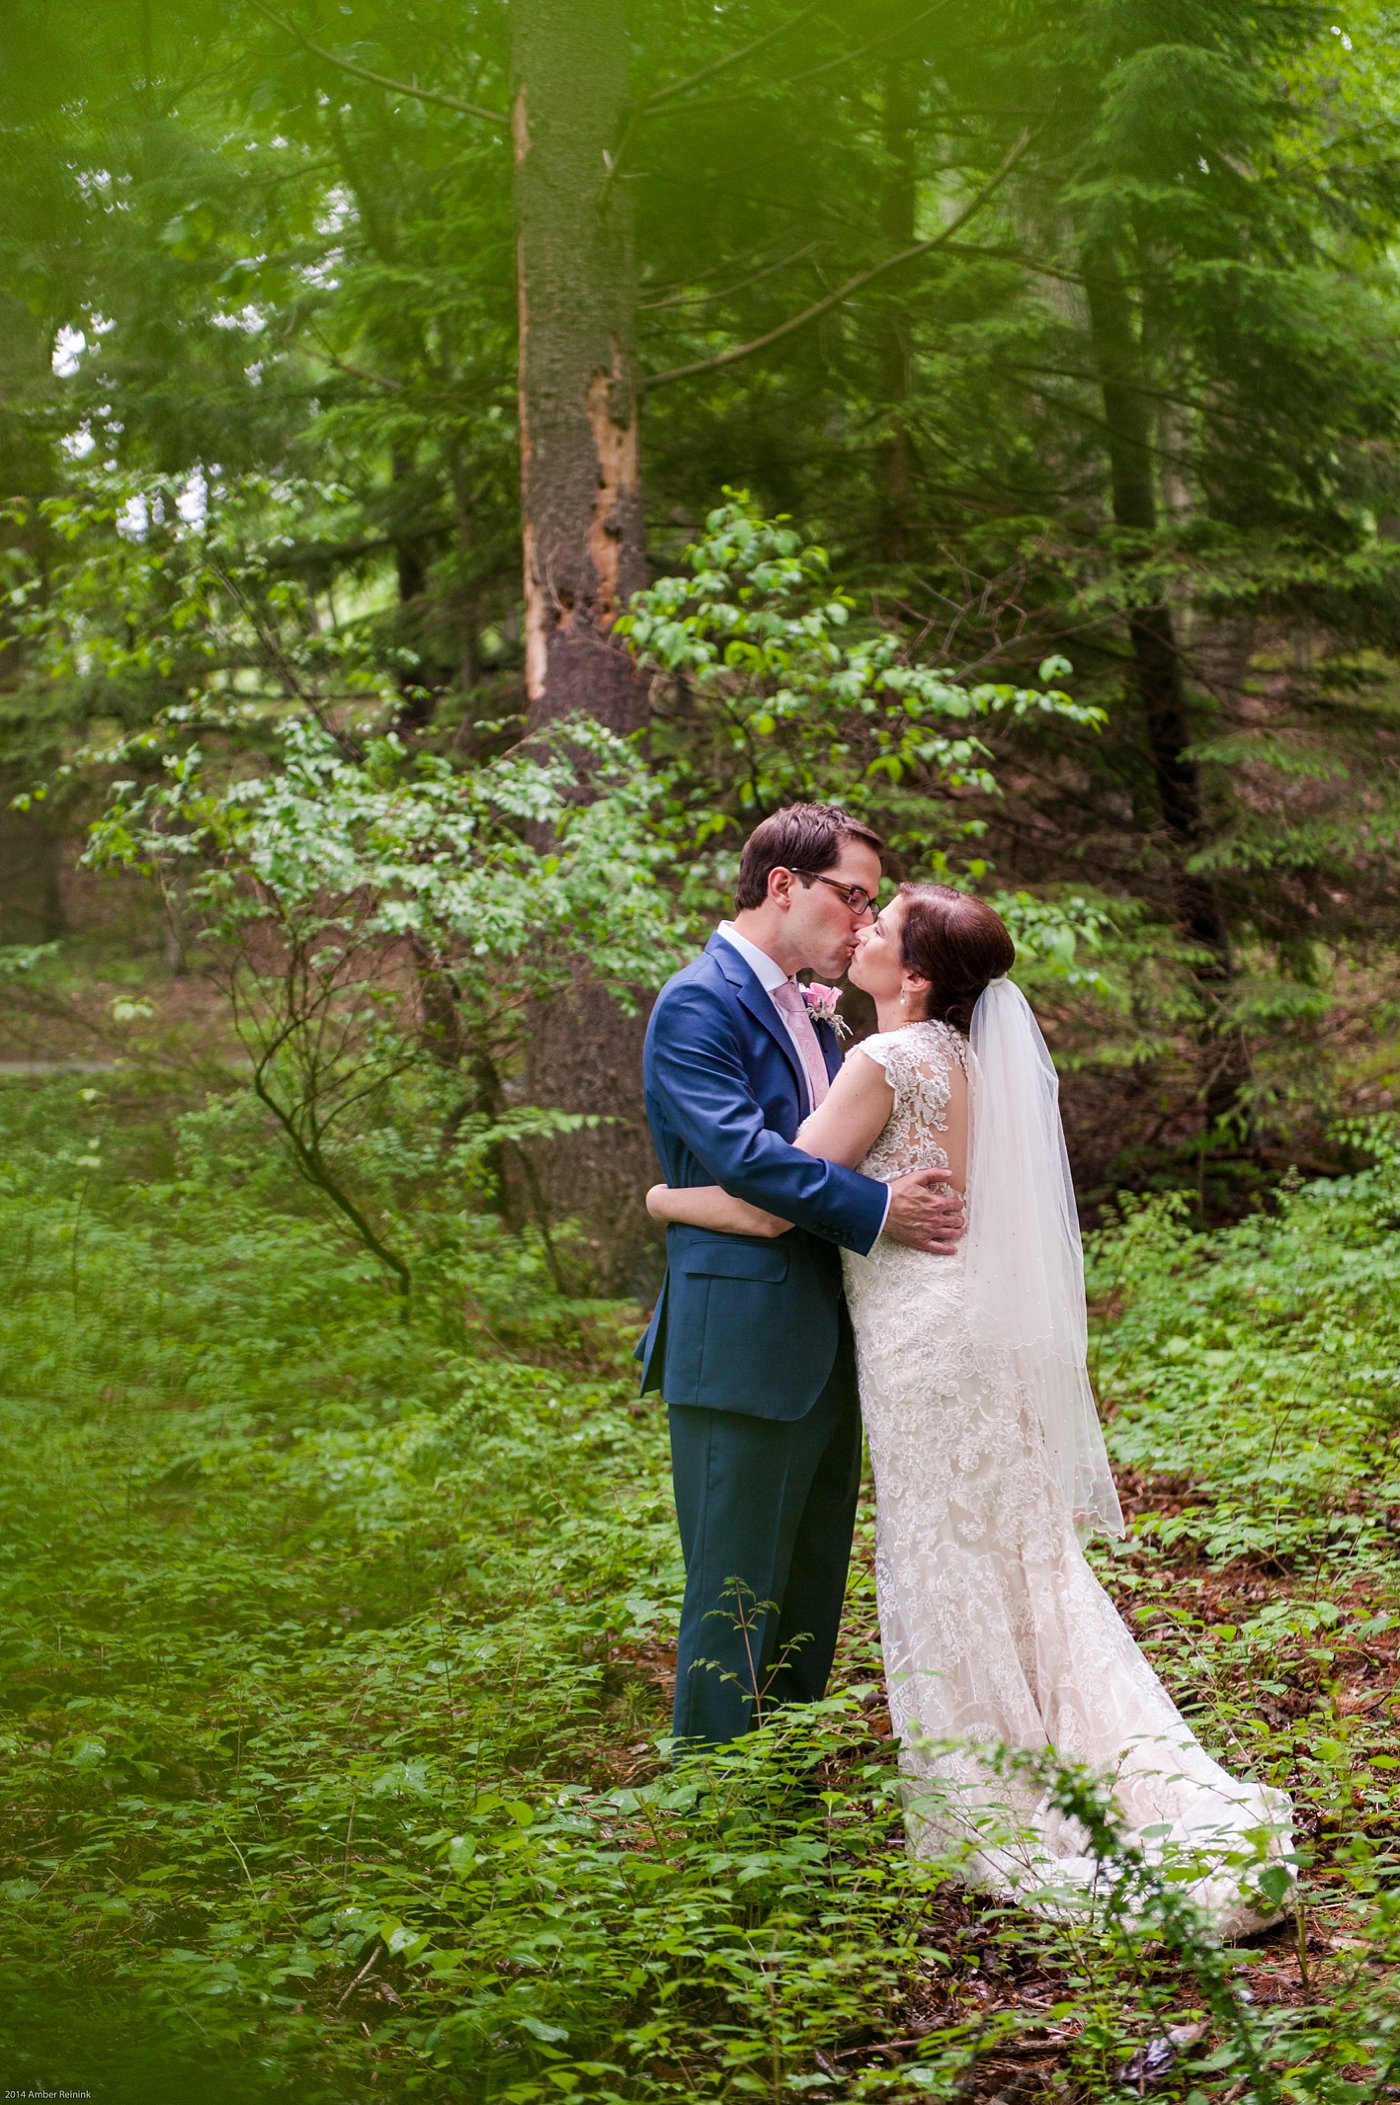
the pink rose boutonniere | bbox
[802,982,850,1042]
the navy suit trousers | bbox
[667,1307,862,1751]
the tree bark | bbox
[1078,229,1250,1131]
[0,293,65,948]
[511,0,648,736]
[510,0,658,1293]
[390,449,436,731]
[0,789,63,946]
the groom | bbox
[639,804,963,1751]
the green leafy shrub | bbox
[2,1089,1399,2101]
[77,709,685,1299]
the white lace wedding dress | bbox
[841,1021,1294,1936]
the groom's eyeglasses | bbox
[791,871,878,920]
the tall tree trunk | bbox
[510,0,658,1293]
[877,61,917,566]
[321,117,444,734]
[511,0,647,735]
[0,294,65,949]
[0,789,63,945]
[390,449,436,731]
[1078,229,1251,1133]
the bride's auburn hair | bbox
[899,884,1016,1035]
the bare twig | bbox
[642,0,827,111]
[640,240,826,313]
[649,0,951,118]
[335,1938,382,2007]
[597,98,644,216]
[303,337,407,393]
[775,0,953,91]
[245,0,507,126]
[641,233,791,302]
[232,936,414,1305]
[210,565,366,763]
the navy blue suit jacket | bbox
[638,934,889,1420]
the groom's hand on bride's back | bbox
[884,1170,965,1255]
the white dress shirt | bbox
[715,922,891,1232]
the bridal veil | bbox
[965,978,1124,1539]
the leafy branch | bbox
[244,0,507,126]
[644,130,1034,390]
[640,0,828,113]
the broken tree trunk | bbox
[510,0,658,1293]
[511,0,648,737]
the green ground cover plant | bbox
[0,1080,1397,2102]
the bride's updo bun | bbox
[898,883,1015,1035]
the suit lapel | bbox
[817,1017,843,1085]
[705,934,808,1109]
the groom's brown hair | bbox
[734,804,883,911]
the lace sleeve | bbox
[857,1030,918,1109]
[859,1026,960,1108]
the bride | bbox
[648,882,1293,1936]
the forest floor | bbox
[0,1076,1397,2103]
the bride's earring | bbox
[899,988,908,1010]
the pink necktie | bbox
[771,979,831,1111]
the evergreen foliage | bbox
[2,1,1398,1182]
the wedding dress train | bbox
[841,1021,1294,1938]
